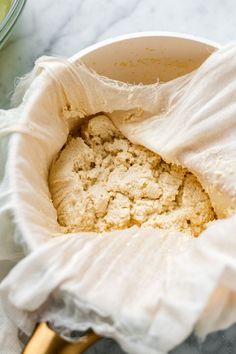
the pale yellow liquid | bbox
[0,0,13,23]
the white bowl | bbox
[71,32,219,84]
[11,32,220,253]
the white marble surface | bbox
[1,0,236,353]
[1,0,236,108]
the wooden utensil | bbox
[22,323,101,354]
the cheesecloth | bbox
[1,45,236,354]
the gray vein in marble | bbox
[90,0,140,44]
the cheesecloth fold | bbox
[1,44,236,354]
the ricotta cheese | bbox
[49,115,215,236]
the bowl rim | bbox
[70,31,220,62]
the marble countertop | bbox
[1,0,236,353]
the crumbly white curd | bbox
[49,115,215,236]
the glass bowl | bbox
[0,0,26,49]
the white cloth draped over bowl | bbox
[1,45,236,354]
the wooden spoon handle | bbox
[22,322,101,354]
